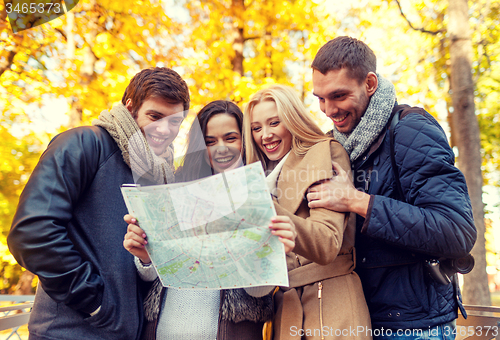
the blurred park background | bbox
[1,0,500,332]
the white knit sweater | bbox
[135,257,219,339]
[134,257,273,339]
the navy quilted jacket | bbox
[351,105,476,330]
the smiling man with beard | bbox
[7,67,189,340]
[307,36,476,340]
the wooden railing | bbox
[457,305,500,340]
[0,296,498,340]
[0,295,35,340]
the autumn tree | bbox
[0,0,186,291]
[0,123,42,293]
[179,0,332,106]
[389,0,494,305]
[0,0,334,292]
[474,0,500,186]
[2,0,499,302]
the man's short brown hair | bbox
[122,67,190,118]
[311,36,376,83]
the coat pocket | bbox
[364,264,429,322]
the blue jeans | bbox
[373,320,456,340]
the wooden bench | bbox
[0,295,35,340]
[457,305,500,340]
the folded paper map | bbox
[121,162,289,290]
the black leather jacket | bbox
[8,126,144,340]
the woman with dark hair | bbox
[175,100,244,182]
[123,100,296,340]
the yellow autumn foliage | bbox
[1,0,499,299]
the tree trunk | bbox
[231,0,245,76]
[264,29,272,78]
[66,2,98,128]
[65,10,82,128]
[448,0,491,306]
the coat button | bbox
[396,313,401,317]
[388,313,392,317]
[361,258,366,263]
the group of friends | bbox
[7,36,477,340]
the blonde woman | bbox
[244,85,371,340]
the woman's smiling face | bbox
[204,113,243,174]
[250,100,292,162]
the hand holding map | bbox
[121,162,289,290]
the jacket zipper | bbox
[318,281,324,340]
[364,170,371,192]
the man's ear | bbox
[366,72,378,96]
[125,98,133,112]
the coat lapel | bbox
[276,141,333,213]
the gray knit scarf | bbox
[334,74,396,162]
[92,103,175,184]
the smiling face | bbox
[312,68,377,134]
[250,100,292,162]
[204,113,243,174]
[128,97,185,156]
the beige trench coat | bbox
[272,140,372,340]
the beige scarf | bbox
[92,103,175,185]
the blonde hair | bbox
[244,84,331,169]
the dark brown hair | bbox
[121,67,190,118]
[176,100,243,182]
[311,36,376,83]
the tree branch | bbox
[393,0,445,35]
[244,35,261,42]
[54,27,68,41]
[0,49,17,77]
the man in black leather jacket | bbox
[307,37,476,339]
[7,67,190,340]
